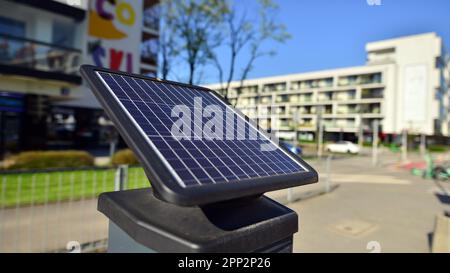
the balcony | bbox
[276,108,287,115]
[318,93,333,102]
[337,107,359,114]
[12,0,86,21]
[0,34,82,84]
[238,96,258,106]
[360,103,381,115]
[235,85,258,96]
[361,108,381,115]
[297,95,313,103]
[291,107,310,115]
[259,96,272,104]
[277,119,292,130]
[336,104,381,115]
[263,82,286,93]
[321,106,333,115]
[338,73,382,87]
[323,120,356,130]
[276,95,290,103]
[297,122,315,130]
[361,88,384,99]
[334,90,356,101]
[291,78,333,90]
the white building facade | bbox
[207,33,450,143]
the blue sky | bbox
[171,0,450,84]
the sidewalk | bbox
[283,154,450,253]
[265,176,338,205]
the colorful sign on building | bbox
[86,0,142,73]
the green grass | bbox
[0,167,149,208]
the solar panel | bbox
[81,65,318,206]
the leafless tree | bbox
[160,0,228,85]
[211,0,291,105]
[159,1,177,80]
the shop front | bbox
[0,91,23,158]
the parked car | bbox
[280,141,303,155]
[326,141,359,154]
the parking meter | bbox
[81,65,318,253]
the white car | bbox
[326,141,360,154]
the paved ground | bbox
[280,151,450,253]
[1,149,449,252]
[0,199,108,253]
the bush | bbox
[111,149,139,166]
[428,145,448,153]
[6,151,94,170]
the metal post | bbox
[292,111,300,147]
[358,115,364,148]
[115,165,129,191]
[372,120,379,166]
[318,124,324,159]
[420,133,426,157]
[109,141,117,159]
[287,111,300,204]
[317,106,323,159]
[109,130,119,159]
[287,188,294,203]
[325,155,332,193]
[402,129,408,163]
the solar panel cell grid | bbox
[97,72,308,188]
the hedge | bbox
[111,149,140,166]
[6,151,95,170]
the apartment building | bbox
[207,33,450,143]
[0,0,159,157]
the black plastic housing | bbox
[98,188,298,253]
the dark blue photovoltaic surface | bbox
[98,72,308,187]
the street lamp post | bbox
[317,105,323,159]
[420,133,426,157]
[358,113,364,148]
[401,128,408,163]
[292,111,300,147]
[287,110,301,203]
[372,119,379,166]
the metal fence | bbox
[0,166,148,253]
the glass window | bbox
[0,16,25,37]
[141,38,158,63]
[143,4,160,30]
[52,21,76,48]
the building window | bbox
[338,73,382,86]
[263,82,286,92]
[143,3,160,31]
[0,16,25,37]
[291,78,333,90]
[362,88,384,99]
[141,38,158,65]
[52,21,76,48]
